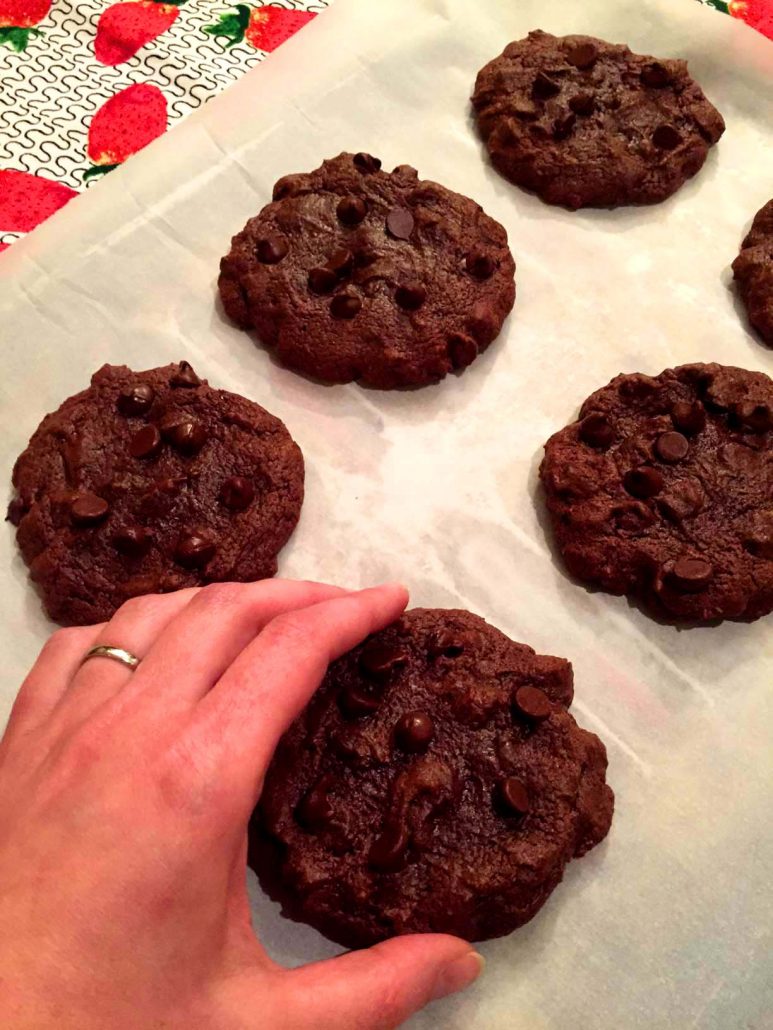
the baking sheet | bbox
[1,0,772,1026]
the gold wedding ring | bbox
[80,644,141,671]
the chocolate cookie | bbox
[732,199,773,346]
[251,608,613,947]
[540,364,773,623]
[472,30,725,209]
[218,153,516,388]
[7,362,304,625]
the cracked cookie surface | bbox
[219,153,516,388]
[251,608,613,947]
[540,363,773,623]
[472,30,724,209]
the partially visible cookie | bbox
[472,30,725,209]
[218,153,516,389]
[251,608,613,947]
[732,199,773,346]
[540,363,773,624]
[7,362,304,625]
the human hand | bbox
[0,581,483,1029]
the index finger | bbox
[185,583,409,801]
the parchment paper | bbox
[1,1,772,1026]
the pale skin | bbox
[0,581,483,1029]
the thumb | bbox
[282,934,484,1030]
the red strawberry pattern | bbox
[729,0,773,37]
[0,0,50,51]
[0,170,77,232]
[95,0,183,66]
[85,83,168,180]
[204,4,315,50]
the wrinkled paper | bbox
[1,1,772,1026]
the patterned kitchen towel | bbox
[0,0,328,251]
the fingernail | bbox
[431,950,485,1001]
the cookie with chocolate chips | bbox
[251,608,613,947]
[540,363,773,623]
[218,153,516,388]
[472,30,725,209]
[733,199,773,346]
[7,362,304,625]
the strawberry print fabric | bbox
[0,0,328,250]
[0,0,769,253]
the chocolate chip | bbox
[256,236,289,264]
[359,641,408,680]
[496,777,530,816]
[368,823,409,871]
[427,629,465,659]
[566,42,598,69]
[339,685,381,719]
[640,62,672,88]
[6,497,28,526]
[337,196,367,225]
[70,493,109,526]
[353,152,381,173]
[569,92,595,116]
[513,685,551,721]
[117,383,154,416]
[112,525,152,558]
[652,125,682,150]
[161,418,207,456]
[465,250,496,279]
[170,362,201,389]
[326,248,354,277]
[330,293,361,319]
[671,400,706,435]
[579,413,615,449]
[129,424,162,459]
[667,556,713,593]
[295,792,332,832]
[295,778,334,832]
[743,514,773,559]
[655,431,689,464]
[532,71,561,99]
[394,712,434,754]
[175,532,215,569]
[623,466,664,499]
[219,476,255,511]
[448,333,478,370]
[308,267,337,294]
[395,283,426,310]
[552,112,576,140]
[386,207,415,241]
[734,401,772,433]
[272,175,299,201]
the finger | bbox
[58,588,200,725]
[187,584,409,799]
[283,935,484,1030]
[131,580,349,714]
[3,624,104,740]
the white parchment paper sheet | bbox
[1,1,772,1026]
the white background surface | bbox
[1,1,772,1026]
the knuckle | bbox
[262,610,315,655]
[195,581,244,611]
[115,593,161,622]
[41,626,88,656]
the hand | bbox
[0,581,482,1029]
